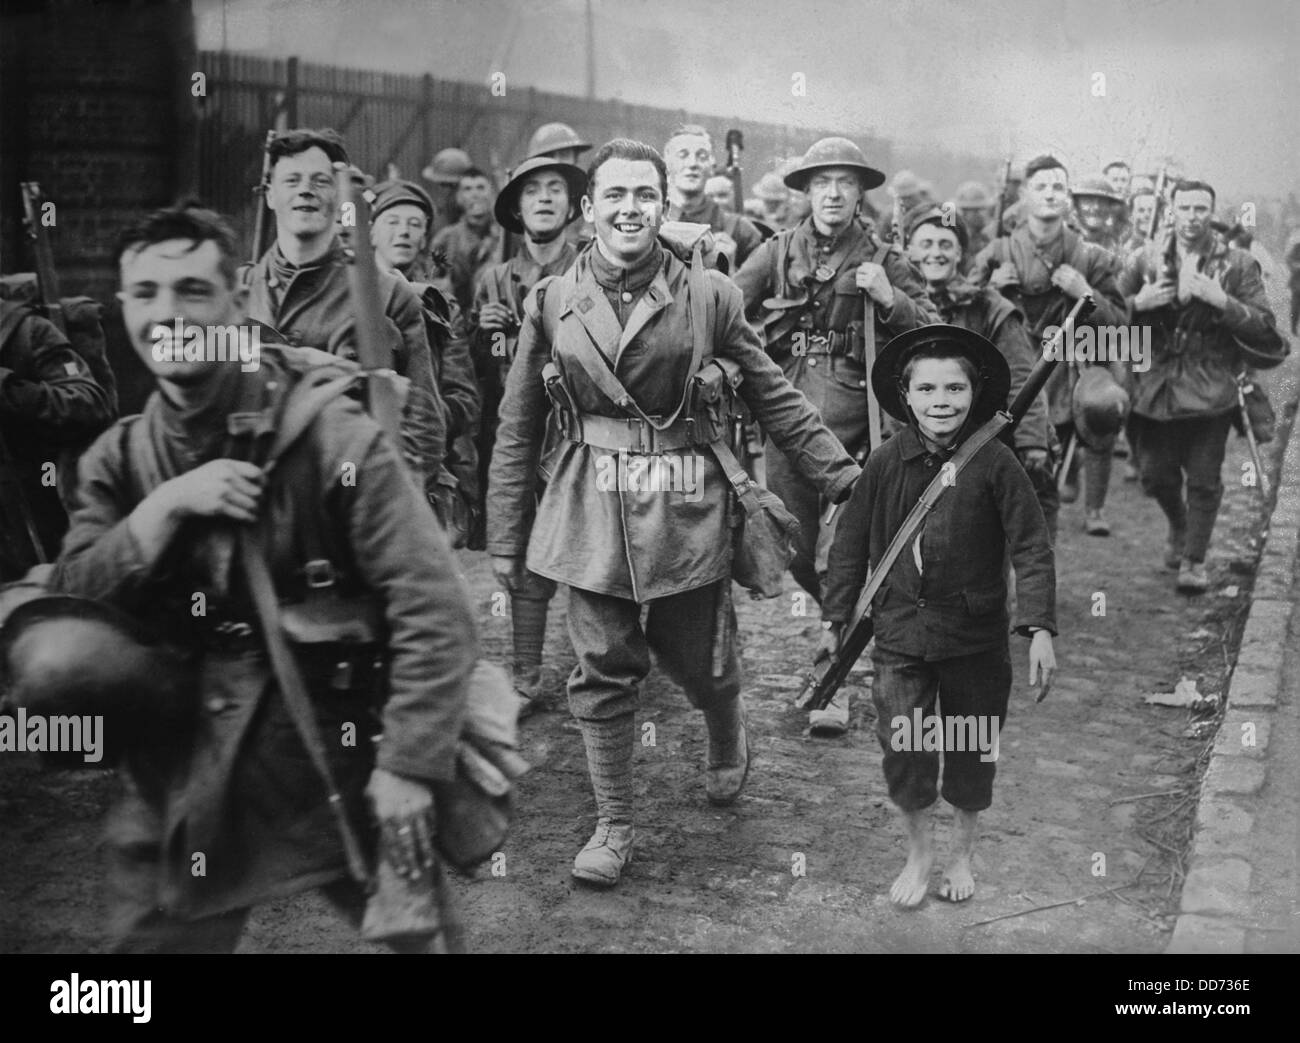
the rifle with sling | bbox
[724,130,745,214]
[20,182,65,336]
[250,130,275,264]
[797,292,1096,711]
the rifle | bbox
[1147,166,1168,243]
[1236,372,1270,500]
[19,182,65,335]
[250,130,275,264]
[994,155,1013,238]
[724,129,744,213]
[334,164,409,445]
[796,293,1097,711]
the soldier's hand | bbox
[162,459,265,523]
[1016,447,1050,475]
[818,622,844,659]
[477,301,517,333]
[491,555,522,592]
[855,262,896,309]
[1028,630,1056,702]
[1185,271,1228,309]
[1134,279,1176,311]
[989,263,1020,290]
[367,767,437,878]
[1050,264,1091,300]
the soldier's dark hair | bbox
[899,346,980,391]
[457,167,493,187]
[1023,154,1068,182]
[266,128,349,171]
[1172,179,1216,208]
[114,202,242,287]
[1103,160,1130,174]
[586,139,668,201]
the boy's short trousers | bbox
[870,644,1012,812]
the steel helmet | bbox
[754,172,789,202]
[493,157,588,234]
[1072,367,1130,450]
[783,137,886,193]
[1070,175,1126,205]
[954,181,993,208]
[422,147,473,186]
[526,122,592,160]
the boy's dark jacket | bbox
[821,422,1056,660]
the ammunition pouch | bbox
[278,565,388,701]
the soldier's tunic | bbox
[244,241,446,486]
[1118,232,1280,562]
[0,301,115,577]
[51,346,477,948]
[733,216,939,598]
[431,217,501,316]
[666,196,763,270]
[488,242,858,718]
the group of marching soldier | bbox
[0,114,1286,951]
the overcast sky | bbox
[196,0,1300,197]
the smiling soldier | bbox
[663,124,762,270]
[487,139,859,886]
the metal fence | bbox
[196,50,894,254]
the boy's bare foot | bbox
[938,808,979,902]
[890,807,933,908]
[938,855,975,901]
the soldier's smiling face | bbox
[582,157,664,265]
[517,171,572,237]
[907,223,962,286]
[117,238,247,385]
[267,146,339,240]
[1074,195,1111,234]
[665,134,714,196]
[1130,193,1156,233]
[806,167,862,233]
[371,203,429,270]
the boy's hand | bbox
[1028,630,1056,702]
[818,622,843,659]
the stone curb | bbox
[1168,362,1299,954]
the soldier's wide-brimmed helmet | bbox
[1072,367,1130,450]
[493,156,588,234]
[422,147,473,186]
[754,173,789,202]
[872,325,1011,427]
[1234,327,1291,371]
[783,137,886,193]
[954,181,993,209]
[1070,175,1126,206]
[526,122,592,161]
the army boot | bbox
[572,714,636,886]
[703,696,750,805]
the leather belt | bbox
[568,413,703,453]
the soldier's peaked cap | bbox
[527,122,592,159]
[783,137,886,192]
[903,202,968,252]
[872,325,1011,426]
[371,179,435,221]
[493,157,588,234]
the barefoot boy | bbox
[821,325,1058,907]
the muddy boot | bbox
[572,714,636,886]
[511,592,550,716]
[1177,559,1209,593]
[809,689,851,736]
[703,697,750,806]
[1164,523,1187,570]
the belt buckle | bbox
[304,559,335,589]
